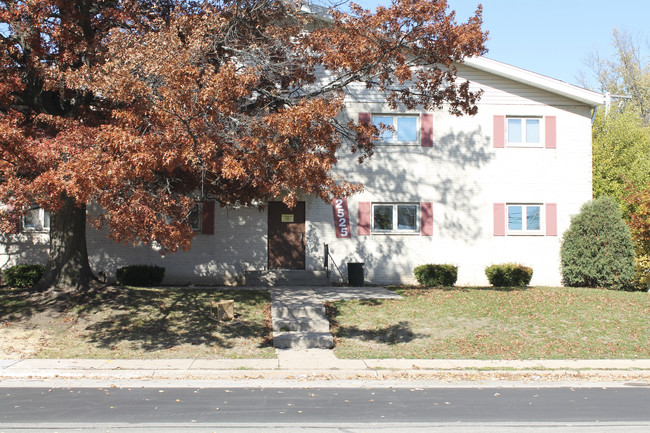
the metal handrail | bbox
[324,244,345,283]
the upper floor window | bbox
[507,117,542,147]
[372,114,419,145]
[372,203,419,233]
[22,208,50,232]
[507,204,542,234]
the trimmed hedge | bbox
[3,264,45,288]
[116,265,165,287]
[413,264,458,287]
[485,263,533,287]
[560,196,635,290]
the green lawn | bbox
[327,286,650,360]
[0,286,275,359]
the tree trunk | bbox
[35,195,95,292]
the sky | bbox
[350,0,650,89]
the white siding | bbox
[305,99,593,286]
[0,232,49,270]
[86,205,268,285]
[0,62,595,287]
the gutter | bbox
[462,57,605,107]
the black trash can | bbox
[347,262,364,286]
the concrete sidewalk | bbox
[2,351,650,383]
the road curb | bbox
[2,367,650,384]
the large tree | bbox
[592,105,650,205]
[581,28,650,118]
[585,29,650,210]
[0,0,487,292]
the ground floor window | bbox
[507,204,542,234]
[372,203,419,233]
[22,208,50,231]
[188,203,202,232]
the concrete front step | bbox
[244,270,330,287]
[271,303,327,319]
[272,316,331,332]
[269,287,334,349]
[272,331,334,349]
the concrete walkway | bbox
[270,286,401,349]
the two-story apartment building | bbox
[1,57,603,286]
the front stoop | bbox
[273,316,330,332]
[272,331,334,349]
[245,270,330,287]
[270,288,334,349]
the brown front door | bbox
[268,201,306,269]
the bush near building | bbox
[560,196,635,290]
[484,263,533,287]
[413,264,458,287]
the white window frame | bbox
[506,203,544,235]
[506,116,543,148]
[22,208,50,232]
[371,203,420,234]
[372,114,420,145]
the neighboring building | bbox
[0,57,603,286]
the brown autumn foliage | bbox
[0,0,487,291]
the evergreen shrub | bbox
[560,196,635,290]
[413,264,458,287]
[485,263,533,287]
[3,264,45,288]
[116,265,165,287]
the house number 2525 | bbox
[332,198,351,238]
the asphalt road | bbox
[1,386,649,432]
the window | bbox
[188,204,202,232]
[507,204,542,234]
[507,117,541,146]
[372,203,419,233]
[372,114,419,144]
[22,208,50,231]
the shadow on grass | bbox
[326,302,427,345]
[334,321,426,345]
[83,288,273,351]
[1,285,273,351]
[0,286,75,320]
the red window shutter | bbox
[493,203,505,236]
[11,215,20,234]
[358,202,370,236]
[546,203,557,236]
[358,112,371,125]
[421,114,433,147]
[201,200,215,235]
[6,203,20,234]
[493,115,505,148]
[421,202,433,236]
[545,116,557,149]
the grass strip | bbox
[0,286,275,359]
[328,286,650,360]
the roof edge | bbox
[461,57,604,107]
